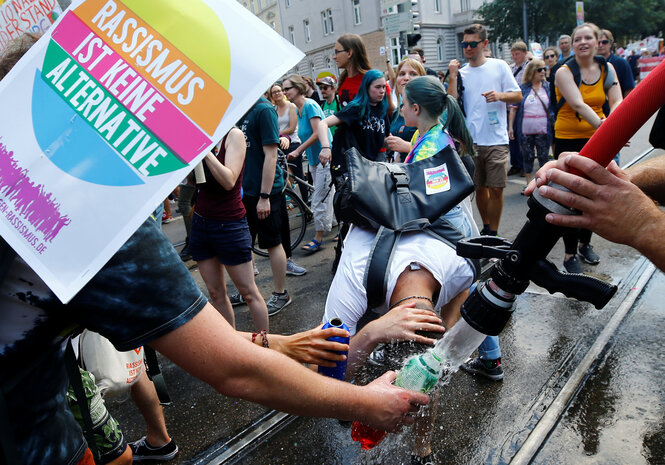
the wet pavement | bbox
[105,117,665,465]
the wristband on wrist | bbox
[321,146,330,149]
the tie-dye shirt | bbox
[404,123,456,164]
[0,218,206,465]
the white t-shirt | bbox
[459,58,520,146]
[323,225,475,335]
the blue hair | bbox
[346,69,388,122]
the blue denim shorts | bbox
[189,214,253,266]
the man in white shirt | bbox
[448,23,522,236]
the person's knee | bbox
[488,187,504,198]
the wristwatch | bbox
[259,192,270,199]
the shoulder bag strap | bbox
[532,87,555,125]
[363,227,400,312]
[143,346,172,405]
[65,341,101,462]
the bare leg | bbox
[196,258,235,328]
[129,372,171,447]
[475,187,490,226]
[487,187,505,232]
[226,261,269,331]
[107,445,133,465]
[267,244,287,294]
[412,390,440,458]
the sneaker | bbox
[229,293,246,307]
[564,255,583,274]
[411,454,434,465]
[367,345,386,367]
[253,264,259,276]
[461,357,504,381]
[266,291,291,316]
[129,437,178,462]
[286,258,307,276]
[578,243,600,264]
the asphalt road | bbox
[106,115,665,465]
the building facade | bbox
[266,0,492,81]
[238,0,281,34]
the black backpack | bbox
[553,55,616,118]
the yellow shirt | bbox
[554,65,607,139]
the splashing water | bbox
[432,318,488,374]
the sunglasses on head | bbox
[599,39,611,45]
[544,54,556,59]
[461,41,481,49]
[536,67,546,72]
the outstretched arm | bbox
[151,303,429,431]
[526,153,665,271]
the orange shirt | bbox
[554,66,607,139]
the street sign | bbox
[384,11,412,35]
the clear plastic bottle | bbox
[351,349,443,449]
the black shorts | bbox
[243,194,283,250]
[553,138,589,158]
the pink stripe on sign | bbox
[50,12,211,163]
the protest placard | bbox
[0,0,62,52]
[0,0,304,302]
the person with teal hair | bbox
[317,68,391,177]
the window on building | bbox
[353,0,361,25]
[460,0,470,12]
[326,57,332,68]
[249,0,255,13]
[390,36,401,65]
[285,0,291,7]
[434,0,441,12]
[288,25,295,45]
[321,9,334,36]
[437,38,444,61]
[303,19,311,43]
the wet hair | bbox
[511,41,528,53]
[523,59,545,83]
[404,76,474,156]
[336,33,371,89]
[0,32,40,80]
[572,22,601,41]
[463,24,487,42]
[283,74,308,96]
[345,69,388,122]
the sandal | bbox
[302,239,322,253]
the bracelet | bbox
[252,330,269,348]
[389,295,435,310]
[321,146,330,149]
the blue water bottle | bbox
[317,318,350,380]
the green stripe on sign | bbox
[41,40,187,177]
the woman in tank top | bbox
[188,128,269,331]
[552,22,622,273]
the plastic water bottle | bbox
[317,318,350,381]
[351,349,443,449]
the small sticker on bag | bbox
[424,164,451,195]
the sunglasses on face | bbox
[282,86,294,91]
[333,49,348,55]
[599,39,611,45]
[536,67,546,72]
[318,85,331,90]
[461,41,481,49]
[544,54,556,59]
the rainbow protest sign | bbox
[0,0,303,301]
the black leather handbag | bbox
[334,145,474,231]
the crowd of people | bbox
[1,16,663,465]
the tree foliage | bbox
[475,0,665,45]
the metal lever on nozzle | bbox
[455,236,517,260]
[528,258,616,309]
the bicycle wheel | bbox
[251,188,308,257]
